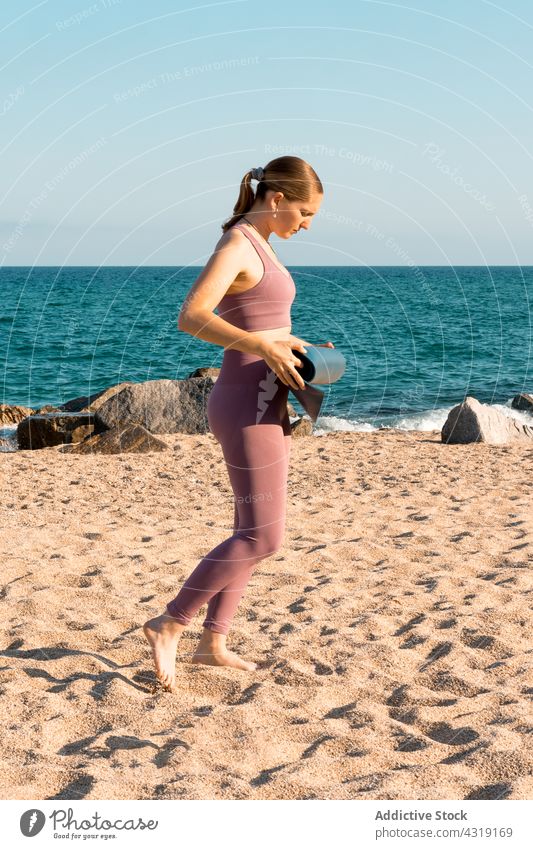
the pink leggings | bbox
[166,349,291,635]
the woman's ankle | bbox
[199,626,227,645]
[161,608,188,628]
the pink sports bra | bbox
[216,220,296,331]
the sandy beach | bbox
[1,428,532,801]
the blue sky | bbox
[1,0,533,265]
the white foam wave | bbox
[312,400,533,434]
[313,415,378,434]
[0,425,18,452]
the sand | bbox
[1,429,532,800]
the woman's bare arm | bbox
[178,228,266,356]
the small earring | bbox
[273,208,277,218]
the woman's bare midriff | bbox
[252,325,292,343]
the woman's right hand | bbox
[255,336,308,391]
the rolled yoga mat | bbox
[288,345,346,422]
[292,345,346,385]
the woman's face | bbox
[271,190,323,238]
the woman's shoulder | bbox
[214,222,253,257]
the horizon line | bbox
[2,264,533,270]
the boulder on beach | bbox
[511,393,533,413]
[0,404,35,425]
[60,422,168,454]
[36,405,63,414]
[34,382,133,415]
[187,367,220,380]
[17,411,98,450]
[442,396,533,445]
[93,377,216,434]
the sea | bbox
[1,265,533,450]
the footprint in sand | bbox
[415,577,439,593]
[418,641,453,670]
[389,706,418,725]
[393,730,428,752]
[313,661,334,676]
[193,705,214,717]
[464,782,513,800]
[436,618,457,629]
[400,634,427,649]
[460,630,495,650]
[324,702,358,720]
[46,772,95,800]
[450,531,473,542]
[394,613,426,636]
[250,763,288,787]
[66,621,94,631]
[229,683,262,705]
[424,722,479,746]
[342,772,383,792]
[422,669,488,698]
[287,598,307,614]
[301,734,337,759]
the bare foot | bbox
[191,631,257,671]
[143,611,186,691]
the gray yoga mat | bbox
[289,345,346,422]
[293,346,346,385]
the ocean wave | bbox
[314,399,533,434]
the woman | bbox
[143,156,331,692]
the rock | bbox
[93,378,215,434]
[17,412,97,450]
[60,422,168,454]
[34,382,133,415]
[511,393,533,413]
[291,416,313,436]
[441,396,533,445]
[35,405,62,414]
[0,404,35,425]
[187,367,220,380]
